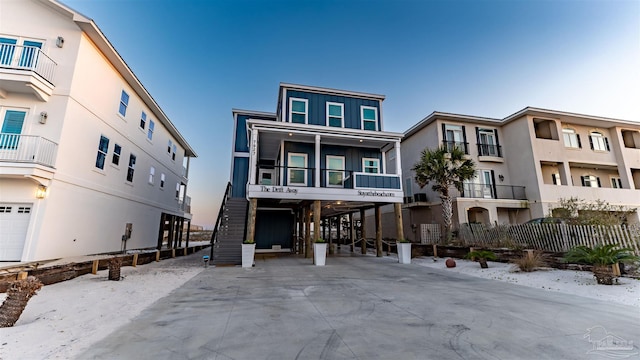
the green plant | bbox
[564,244,639,285]
[465,250,497,268]
[397,238,410,243]
[553,197,635,226]
[243,239,255,244]
[512,251,548,272]
[315,238,326,243]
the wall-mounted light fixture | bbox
[39,111,48,124]
[498,174,505,182]
[56,36,64,48]
[36,185,47,199]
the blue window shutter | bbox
[1,111,26,134]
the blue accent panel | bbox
[285,90,381,130]
[234,114,275,153]
[320,145,382,186]
[355,174,401,189]
[231,157,249,198]
[284,142,314,186]
[1,110,26,134]
[255,210,294,249]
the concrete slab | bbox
[78,253,640,360]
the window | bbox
[477,128,499,156]
[147,120,155,140]
[119,90,129,116]
[361,106,378,131]
[112,144,121,165]
[167,140,173,155]
[140,112,146,129]
[95,135,109,169]
[168,140,177,161]
[611,177,622,189]
[160,173,166,188]
[362,158,380,174]
[326,102,344,127]
[0,37,42,68]
[589,132,609,151]
[175,182,180,198]
[552,173,561,186]
[287,153,307,186]
[443,124,467,153]
[126,154,136,182]
[562,128,581,148]
[0,206,11,213]
[581,175,600,188]
[326,156,345,187]
[149,166,155,184]
[17,207,30,214]
[289,98,308,124]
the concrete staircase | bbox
[213,197,247,265]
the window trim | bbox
[126,153,136,182]
[147,120,155,141]
[95,135,109,170]
[287,152,308,186]
[589,131,609,152]
[610,177,622,189]
[119,90,129,117]
[112,143,122,166]
[160,173,166,189]
[148,166,155,185]
[326,155,345,188]
[289,97,308,124]
[361,106,378,131]
[139,111,146,130]
[326,102,344,128]
[562,128,581,149]
[362,157,380,174]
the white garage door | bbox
[0,204,32,261]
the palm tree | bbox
[412,145,476,243]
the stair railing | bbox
[210,182,232,258]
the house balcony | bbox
[0,44,56,101]
[477,143,504,162]
[247,166,403,203]
[443,140,469,154]
[179,195,191,214]
[459,183,527,200]
[0,133,58,182]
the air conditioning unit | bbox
[414,193,427,202]
[403,196,413,204]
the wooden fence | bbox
[459,223,640,255]
[420,224,441,244]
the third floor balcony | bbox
[0,43,57,101]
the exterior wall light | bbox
[56,36,64,48]
[498,174,505,182]
[39,111,48,124]
[36,185,47,199]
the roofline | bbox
[246,119,403,141]
[404,111,502,139]
[503,107,638,126]
[279,82,386,100]
[231,108,276,117]
[42,0,197,157]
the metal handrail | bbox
[0,44,57,84]
[210,182,232,257]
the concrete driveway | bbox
[79,252,640,360]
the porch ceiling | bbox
[257,198,376,218]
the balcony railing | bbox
[0,133,58,168]
[256,165,400,190]
[0,44,56,84]
[442,140,469,154]
[461,183,526,200]
[477,143,502,157]
[179,195,191,213]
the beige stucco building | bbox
[0,0,196,261]
[396,107,639,241]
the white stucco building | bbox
[0,0,196,261]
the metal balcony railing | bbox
[0,44,56,84]
[477,143,502,157]
[442,140,469,154]
[461,183,526,200]
[0,133,58,167]
[255,165,401,190]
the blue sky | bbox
[62,0,640,228]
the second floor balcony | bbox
[443,140,469,154]
[460,183,527,200]
[0,133,58,180]
[0,43,57,101]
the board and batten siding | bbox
[285,90,381,130]
[235,114,276,153]
[232,157,249,198]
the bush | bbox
[512,251,548,272]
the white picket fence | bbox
[459,223,640,255]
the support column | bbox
[360,208,367,254]
[185,220,191,248]
[559,161,572,186]
[394,203,404,240]
[328,217,334,255]
[157,213,165,250]
[349,213,355,253]
[246,198,258,243]
[313,200,321,242]
[305,205,312,258]
[248,129,259,185]
[315,135,321,188]
[375,205,382,257]
[177,217,184,247]
[298,208,304,255]
[168,215,175,249]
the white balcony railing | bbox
[0,44,57,84]
[0,133,58,168]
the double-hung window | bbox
[589,132,609,151]
[126,154,136,182]
[562,128,581,148]
[361,106,378,131]
[95,135,109,169]
[149,166,155,184]
[581,175,600,188]
[172,144,177,161]
[112,144,121,166]
[287,153,307,186]
[160,173,166,188]
[167,140,173,156]
[289,98,308,124]
[119,90,129,117]
[326,156,345,187]
[140,112,146,129]
[362,158,380,174]
[175,183,180,198]
[326,102,344,127]
[147,120,155,140]
[477,128,499,156]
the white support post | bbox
[395,141,402,191]
[315,135,321,187]
[248,128,258,185]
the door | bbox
[0,204,32,261]
[326,156,345,187]
[1,110,26,149]
[19,40,42,68]
[0,38,17,66]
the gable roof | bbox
[39,0,197,157]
